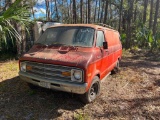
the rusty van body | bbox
[19,24,122,103]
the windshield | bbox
[35,26,95,47]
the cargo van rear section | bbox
[104,29,122,73]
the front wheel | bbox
[80,76,100,104]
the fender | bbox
[86,67,100,91]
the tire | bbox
[111,60,120,74]
[80,76,100,104]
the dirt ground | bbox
[0,50,160,120]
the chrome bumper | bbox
[19,72,87,94]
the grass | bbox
[0,60,19,82]
[74,112,90,120]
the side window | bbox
[96,31,105,47]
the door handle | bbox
[105,50,109,52]
[97,56,101,59]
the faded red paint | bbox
[19,24,122,92]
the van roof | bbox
[49,24,118,32]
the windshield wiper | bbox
[63,45,79,50]
[34,43,49,46]
[35,43,43,45]
[51,43,67,46]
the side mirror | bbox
[103,41,108,49]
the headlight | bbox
[73,71,81,80]
[20,62,26,72]
[71,69,83,82]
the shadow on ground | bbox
[0,76,85,119]
[98,97,160,119]
[154,79,160,87]
[121,51,160,69]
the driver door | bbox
[95,30,109,79]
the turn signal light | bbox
[62,72,71,76]
[26,66,32,71]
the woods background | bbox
[0,0,160,56]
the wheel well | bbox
[96,74,100,79]
[118,57,121,61]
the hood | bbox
[22,45,93,68]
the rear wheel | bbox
[81,76,100,104]
[111,60,120,74]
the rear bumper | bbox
[19,72,87,94]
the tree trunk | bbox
[122,17,126,32]
[86,0,88,23]
[88,0,91,23]
[72,0,77,23]
[22,26,26,54]
[70,0,72,23]
[50,0,54,19]
[153,0,159,36]
[61,0,64,22]
[45,0,50,21]
[54,0,59,21]
[149,0,153,29]
[143,0,148,24]
[133,0,138,22]
[16,23,22,56]
[109,0,112,25]
[103,0,109,24]
[30,0,35,19]
[14,21,23,56]
[100,1,105,23]
[97,0,101,22]
[94,0,98,23]
[126,0,134,49]
[80,0,83,23]
[118,0,123,33]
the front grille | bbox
[25,61,80,82]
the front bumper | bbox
[19,72,87,94]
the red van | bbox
[19,24,122,103]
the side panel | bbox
[104,30,122,72]
[104,30,114,71]
[113,32,122,62]
[94,30,109,79]
[86,29,122,91]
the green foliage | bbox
[134,23,160,50]
[154,30,160,50]
[74,112,90,120]
[120,21,160,51]
[157,34,160,49]
[120,33,127,46]
[0,0,32,53]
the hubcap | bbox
[90,82,99,100]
